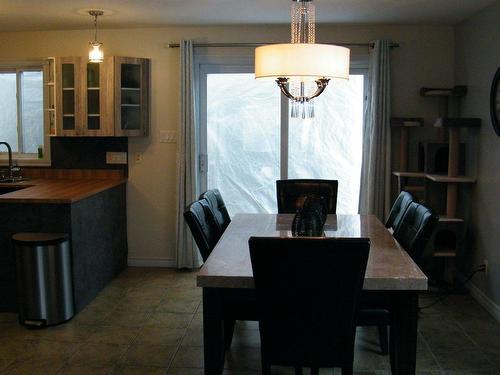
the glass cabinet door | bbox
[86,63,100,130]
[61,63,76,131]
[120,63,141,130]
[115,57,150,136]
[56,57,81,135]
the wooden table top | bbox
[0,178,126,204]
[197,214,428,291]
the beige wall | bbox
[455,2,500,313]
[0,24,454,265]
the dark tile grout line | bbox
[417,330,445,375]
[52,269,157,375]
[107,270,190,375]
[164,299,202,374]
[418,299,500,373]
[451,314,499,370]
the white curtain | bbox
[176,40,202,269]
[358,40,392,219]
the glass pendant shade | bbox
[88,10,104,63]
[89,42,104,63]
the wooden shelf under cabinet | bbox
[425,174,476,183]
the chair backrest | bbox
[385,191,416,232]
[276,179,339,214]
[199,189,231,231]
[183,199,222,262]
[393,202,439,263]
[249,236,370,369]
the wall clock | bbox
[491,67,500,137]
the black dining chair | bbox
[385,191,416,233]
[249,236,370,375]
[183,198,222,262]
[358,191,415,355]
[184,198,257,349]
[199,188,231,231]
[393,201,439,265]
[359,202,437,357]
[359,202,438,358]
[276,179,339,214]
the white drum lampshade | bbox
[255,43,350,81]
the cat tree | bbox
[392,86,481,282]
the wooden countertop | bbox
[0,178,126,204]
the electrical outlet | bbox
[135,152,143,164]
[106,152,127,164]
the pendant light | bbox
[88,10,104,63]
[255,0,350,119]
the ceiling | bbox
[0,0,497,32]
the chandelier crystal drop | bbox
[255,0,350,119]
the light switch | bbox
[160,130,177,143]
[106,152,127,164]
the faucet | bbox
[0,142,14,179]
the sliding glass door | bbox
[287,74,365,213]
[198,56,365,215]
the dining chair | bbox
[184,198,257,350]
[360,191,415,355]
[183,198,222,262]
[393,201,439,265]
[249,236,370,375]
[385,191,416,233]
[199,188,231,231]
[276,179,339,214]
[359,202,437,357]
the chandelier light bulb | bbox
[89,42,104,63]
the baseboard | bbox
[468,282,500,322]
[127,257,176,268]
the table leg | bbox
[203,288,225,375]
[390,291,418,375]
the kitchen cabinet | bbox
[52,56,149,137]
[114,57,150,137]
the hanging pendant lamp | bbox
[255,0,350,119]
[88,10,104,63]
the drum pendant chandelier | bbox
[255,0,350,119]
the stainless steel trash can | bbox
[13,233,74,327]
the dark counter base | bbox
[0,184,127,312]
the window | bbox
[0,62,49,164]
[287,74,365,213]
[198,54,366,215]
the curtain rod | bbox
[167,42,399,49]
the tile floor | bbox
[0,267,499,375]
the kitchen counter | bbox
[0,178,127,203]
[0,171,128,313]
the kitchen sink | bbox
[0,177,30,183]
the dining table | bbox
[197,213,427,375]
